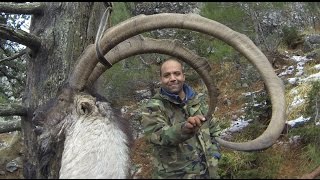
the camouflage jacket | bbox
[141,85,221,179]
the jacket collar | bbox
[160,84,195,104]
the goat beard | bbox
[59,106,131,179]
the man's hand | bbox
[181,115,206,134]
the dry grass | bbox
[272,143,307,179]
[286,83,312,120]
[131,137,154,179]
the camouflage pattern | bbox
[141,89,221,179]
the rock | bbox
[6,160,18,173]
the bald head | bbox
[160,58,184,76]
[159,58,186,97]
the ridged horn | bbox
[86,35,217,121]
[77,13,286,151]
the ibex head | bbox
[31,13,286,178]
[32,83,133,178]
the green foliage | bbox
[207,40,235,63]
[200,2,248,33]
[102,57,158,107]
[218,151,252,178]
[110,2,132,25]
[289,125,320,171]
[289,124,320,148]
[243,91,272,123]
[305,80,320,120]
[281,25,302,49]
[0,93,8,103]
[215,117,231,130]
[232,121,266,142]
[239,62,262,86]
[302,144,320,169]
[304,2,320,31]
[218,119,284,179]
[218,150,282,179]
[197,2,247,62]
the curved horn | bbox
[68,44,97,91]
[77,13,286,151]
[86,35,217,120]
[87,35,213,93]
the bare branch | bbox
[0,120,21,133]
[0,2,44,15]
[0,24,41,52]
[0,48,27,64]
[0,103,27,116]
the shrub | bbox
[281,26,303,49]
[305,80,320,121]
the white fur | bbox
[59,101,130,179]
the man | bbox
[141,58,221,179]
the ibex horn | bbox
[72,13,286,152]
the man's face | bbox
[160,60,185,94]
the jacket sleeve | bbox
[197,94,222,141]
[141,99,194,146]
[196,94,222,162]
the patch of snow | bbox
[242,92,252,96]
[221,118,253,138]
[290,55,311,63]
[288,78,297,84]
[278,65,295,76]
[314,64,320,70]
[286,116,311,128]
[300,72,320,82]
[296,61,305,70]
[290,96,305,108]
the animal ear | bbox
[78,102,93,115]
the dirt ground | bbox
[131,136,154,179]
[0,131,24,179]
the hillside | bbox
[0,2,319,179]
[129,36,320,179]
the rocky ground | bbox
[0,131,24,179]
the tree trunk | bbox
[21,2,105,178]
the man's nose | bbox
[169,74,177,81]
